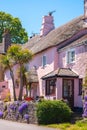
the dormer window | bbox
[67,49,75,64]
[42,55,46,67]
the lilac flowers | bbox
[82,96,87,118]
[0,111,3,118]
[18,102,28,114]
[24,114,29,120]
[24,114,29,123]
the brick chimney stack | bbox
[2,29,11,52]
[40,12,55,37]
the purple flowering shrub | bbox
[0,101,31,123]
[82,96,87,118]
[0,111,3,118]
[10,104,16,111]
[18,102,28,114]
[24,114,29,123]
[24,114,29,119]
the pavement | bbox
[0,119,58,130]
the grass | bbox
[47,111,87,130]
[47,119,87,130]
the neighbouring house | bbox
[0,29,11,100]
[1,0,87,109]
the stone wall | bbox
[0,101,37,124]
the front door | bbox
[63,79,74,109]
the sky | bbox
[0,0,84,37]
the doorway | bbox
[63,79,74,108]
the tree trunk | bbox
[26,84,28,96]
[18,66,24,100]
[29,83,31,97]
[9,68,17,101]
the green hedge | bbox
[36,100,72,124]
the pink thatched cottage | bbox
[22,0,87,109]
[1,0,87,109]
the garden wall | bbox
[0,101,37,124]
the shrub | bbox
[18,102,28,114]
[0,111,3,118]
[36,100,72,124]
[82,96,87,118]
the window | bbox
[2,86,6,88]
[45,79,56,95]
[67,49,75,64]
[42,55,46,67]
[79,78,83,95]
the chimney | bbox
[84,0,87,19]
[40,12,55,37]
[2,29,11,52]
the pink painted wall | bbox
[29,47,58,96]
[58,44,87,107]
[74,79,82,107]
[3,47,58,99]
[58,45,87,78]
[4,64,26,99]
[56,78,83,107]
[56,78,62,99]
[0,81,10,100]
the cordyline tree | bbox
[7,45,33,100]
[0,54,17,101]
[0,11,28,44]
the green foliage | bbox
[7,44,33,64]
[83,73,87,88]
[7,44,33,100]
[0,11,28,44]
[36,100,72,125]
[4,92,11,102]
[0,54,13,70]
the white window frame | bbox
[42,55,47,67]
[66,49,75,64]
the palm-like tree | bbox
[8,45,33,100]
[0,54,17,101]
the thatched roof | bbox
[23,15,84,54]
[58,34,87,51]
[25,67,38,83]
[42,68,78,79]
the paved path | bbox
[0,119,58,130]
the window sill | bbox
[67,61,75,65]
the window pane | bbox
[71,51,75,62]
[67,51,70,63]
[42,55,46,67]
[67,50,75,64]
[45,79,56,96]
[79,79,82,95]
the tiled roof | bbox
[23,15,84,54]
[42,68,78,79]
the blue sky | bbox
[0,0,84,37]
